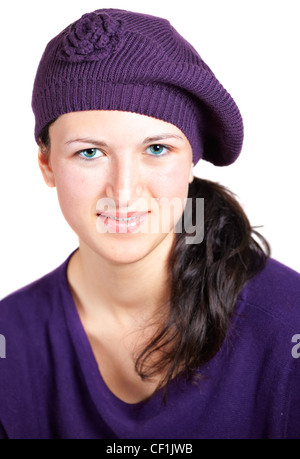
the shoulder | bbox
[0,253,73,388]
[0,255,74,438]
[225,258,300,438]
[238,257,300,330]
[0,254,71,332]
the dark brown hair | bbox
[39,122,52,152]
[39,123,270,401]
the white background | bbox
[0,0,299,299]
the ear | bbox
[188,162,194,183]
[38,146,56,188]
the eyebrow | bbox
[64,134,184,147]
[64,138,108,147]
[142,134,185,144]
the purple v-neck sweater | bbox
[0,252,300,439]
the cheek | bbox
[149,161,191,200]
[53,166,100,229]
[148,161,192,230]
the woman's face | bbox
[39,110,194,264]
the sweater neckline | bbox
[57,249,167,418]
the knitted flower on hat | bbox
[60,12,124,61]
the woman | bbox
[0,8,299,439]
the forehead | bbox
[49,110,189,144]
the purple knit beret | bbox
[32,8,244,166]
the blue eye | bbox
[146,145,169,156]
[78,148,103,160]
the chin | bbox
[84,231,174,266]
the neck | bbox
[67,236,174,326]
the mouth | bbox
[96,211,150,234]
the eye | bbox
[77,148,104,160]
[146,144,169,157]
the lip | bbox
[97,211,150,234]
[99,211,148,219]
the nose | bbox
[105,152,144,207]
